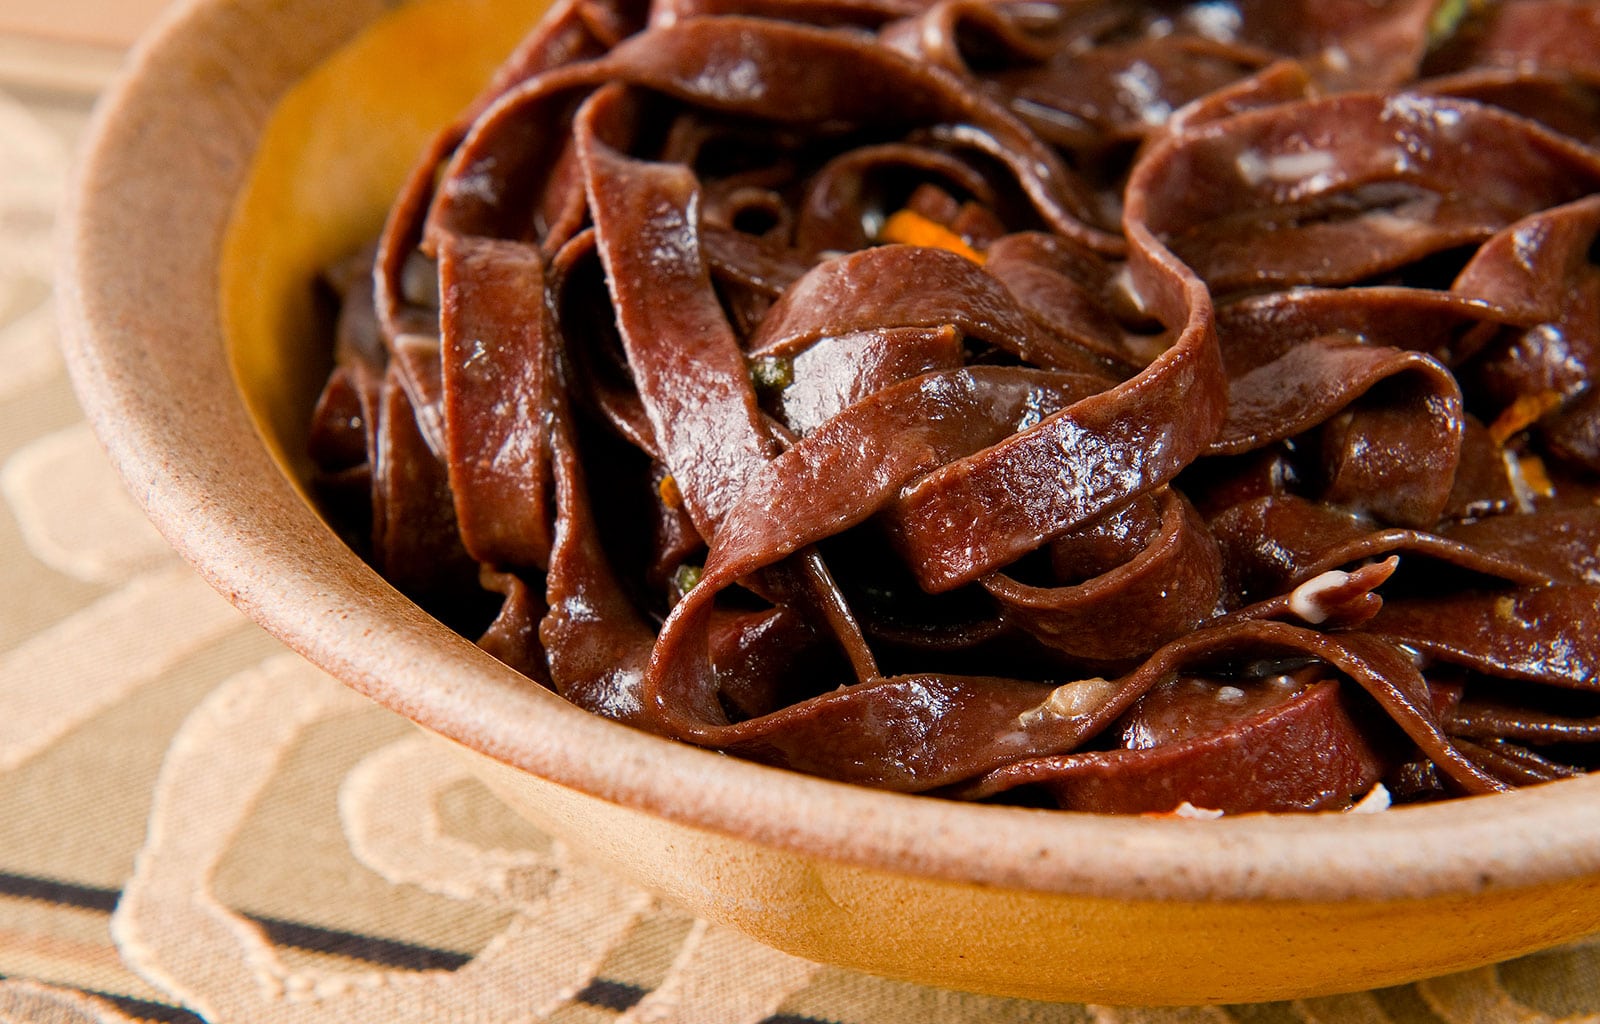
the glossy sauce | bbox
[308,0,1600,814]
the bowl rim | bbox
[57,0,1600,908]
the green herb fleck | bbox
[673,563,705,594]
[749,355,794,391]
[1428,0,1490,50]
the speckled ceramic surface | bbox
[58,0,1600,1005]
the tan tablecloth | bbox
[4,28,1600,1024]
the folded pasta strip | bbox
[307,0,1600,814]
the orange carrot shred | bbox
[659,474,683,509]
[1518,454,1555,498]
[879,209,985,264]
[1488,390,1563,446]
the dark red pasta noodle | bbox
[309,0,1600,815]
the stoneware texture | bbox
[58,0,1600,1005]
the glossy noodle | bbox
[308,0,1600,814]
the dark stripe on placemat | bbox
[575,978,649,1011]
[0,973,204,1024]
[245,912,473,971]
[0,870,669,1010]
[0,870,120,912]
[98,990,209,1024]
[0,870,472,971]
[759,1016,843,1024]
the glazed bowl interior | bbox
[60,0,1600,1006]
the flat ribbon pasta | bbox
[310,0,1600,814]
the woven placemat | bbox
[5,34,1600,1024]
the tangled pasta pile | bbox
[309,0,1600,813]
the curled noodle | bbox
[308,0,1600,814]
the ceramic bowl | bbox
[59,0,1600,1005]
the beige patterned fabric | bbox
[5,33,1600,1024]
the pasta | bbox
[308,0,1600,813]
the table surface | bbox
[4,6,1600,1023]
